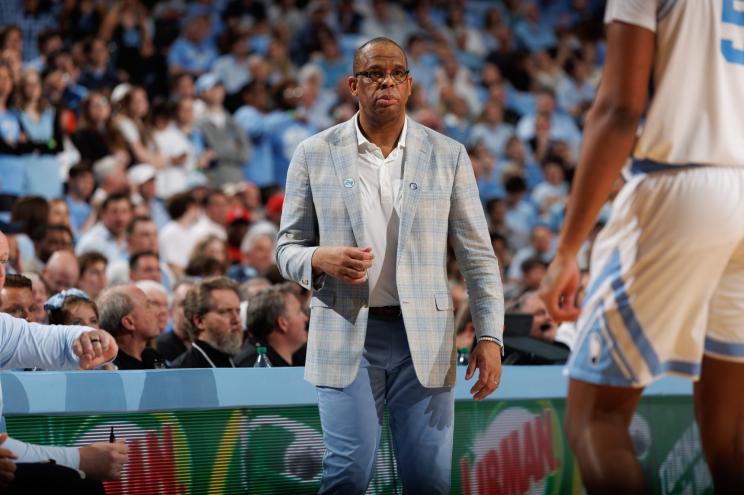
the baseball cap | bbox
[225,207,251,225]
[127,163,157,186]
[196,73,221,94]
[265,192,284,217]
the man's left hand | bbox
[73,330,118,370]
[466,340,502,400]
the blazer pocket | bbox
[434,292,452,311]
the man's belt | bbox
[368,306,402,319]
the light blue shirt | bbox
[0,313,89,468]
[75,223,128,264]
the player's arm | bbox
[540,22,655,321]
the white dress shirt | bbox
[355,114,408,307]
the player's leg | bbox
[693,356,744,494]
[564,379,647,495]
[698,234,744,493]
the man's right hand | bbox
[312,246,374,284]
[0,433,17,490]
[79,441,128,481]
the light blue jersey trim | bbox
[570,248,701,386]
[705,336,744,357]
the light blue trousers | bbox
[317,316,454,495]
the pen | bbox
[109,426,115,443]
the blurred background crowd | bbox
[0,0,614,368]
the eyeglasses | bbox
[354,69,410,84]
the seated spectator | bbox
[518,291,557,344]
[159,192,200,277]
[190,234,228,269]
[0,273,35,321]
[98,284,163,370]
[89,155,130,208]
[532,159,568,219]
[127,163,169,229]
[195,73,252,186]
[155,280,195,363]
[110,86,167,168]
[185,255,225,278]
[76,193,133,264]
[503,176,538,251]
[45,289,99,328]
[237,283,308,367]
[65,164,96,234]
[513,3,556,53]
[16,69,64,199]
[129,251,162,284]
[41,250,79,295]
[25,223,74,273]
[77,251,108,301]
[226,226,276,283]
[47,199,72,232]
[107,215,174,290]
[77,37,119,91]
[174,276,242,368]
[192,189,229,242]
[135,280,169,334]
[23,272,49,323]
[468,101,514,158]
[504,256,547,304]
[167,13,218,76]
[72,91,113,163]
[508,224,555,281]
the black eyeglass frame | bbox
[353,69,410,84]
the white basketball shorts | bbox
[569,164,744,387]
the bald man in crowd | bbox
[42,250,80,295]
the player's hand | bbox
[312,246,374,284]
[73,330,118,370]
[539,251,581,322]
[466,340,502,401]
[79,441,128,481]
[0,433,17,490]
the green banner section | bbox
[6,395,712,494]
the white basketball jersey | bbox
[605,0,744,167]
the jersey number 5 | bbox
[722,0,744,64]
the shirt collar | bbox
[355,112,407,151]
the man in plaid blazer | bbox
[276,37,504,494]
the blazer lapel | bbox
[330,120,367,248]
[397,121,432,254]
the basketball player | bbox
[540,1,744,493]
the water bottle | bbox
[457,347,469,366]
[254,346,272,368]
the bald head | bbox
[43,250,80,294]
[353,37,407,74]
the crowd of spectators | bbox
[0,0,611,368]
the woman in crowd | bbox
[110,85,166,168]
[16,69,63,198]
[72,90,113,163]
[0,62,24,196]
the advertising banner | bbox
[5,395,712,494]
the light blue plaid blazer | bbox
[275,117,504,388]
